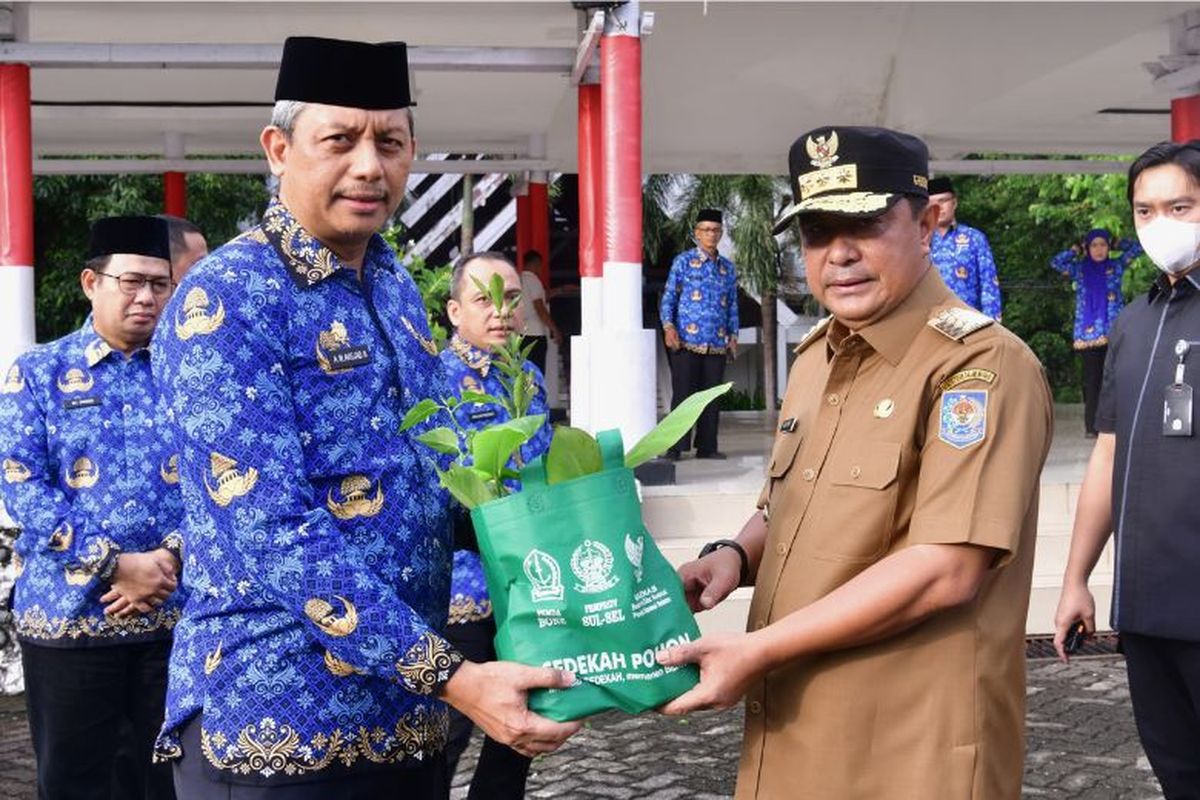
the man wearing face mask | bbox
[1054,140,1200,797]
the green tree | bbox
[32,172,268,342]
[951,168,1148,401]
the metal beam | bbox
[33,157,556,176]
[931,159,1129,175]
[571,10,604,86]
[0,42,575,73]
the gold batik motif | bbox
[17,605,181,641]
[448,334,489,375]
[326,475,384,520]
[403,317,439,356]
[447,595,493,625]
[175,287,225,340]
[205,452,257,507]
[263,204,338,286]
[160,454,180,485]
[198,707,448,777]
[84,338,112,368]
[1,364,25,394]
[323,650,362,677]
[3,458,30,484]
[205,641,223,676]
[394,631,463,695]
[56,367,94,394]
[304,596,358,637]
[64,456,99,490]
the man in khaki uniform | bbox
[658,126,1053,799]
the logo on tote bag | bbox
[571,539,619,594]
[524,549,565,602]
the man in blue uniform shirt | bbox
[439,252,553,799]
[928,177,1002,319]
[1055,140,1200,797]
[152,37,578,799]
[0,214,183,800]
[660,208,739,459]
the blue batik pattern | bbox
[0,321,184,645]
[660,247,739,354]
[150,199,461,781]
[1050,240,1143,349]
[439,336,551,625]
[931,223,1002,320]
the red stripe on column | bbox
[578,84,602,278]
[530,181,550,286]
[600,34,642,265]
[1172,96,1200,143]
[164,171,187,217]
[0,64,34,267]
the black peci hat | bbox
[86,216,171,262]
[696,208,723,225]
[927,176,955,196]
[275,36,413,109]
[773,126,930,234]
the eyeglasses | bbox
[96,272,174,298]
[696,226,723,234]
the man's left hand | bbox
[727,338,738,359]
[656,632,762,714]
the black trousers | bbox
[1080,346,1107,435]
[526,336,548,376]
[21,639,175,800]
[443,618,532,800]
[172,715,447,799]
[668,349,726,454]
[1122,632,1200,799]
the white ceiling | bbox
[11,1,1195,173]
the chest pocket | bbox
[809,441,902,563]
[766,431,804,479]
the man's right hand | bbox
[101,549,178,617]
[441,660,582,758]
[1052,580,1096,662]
[678,549,741,612]
[664,327,681,351]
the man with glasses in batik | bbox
[661,208,740,460]
[0,215,183,800]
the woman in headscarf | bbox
[1050,228,1143,436]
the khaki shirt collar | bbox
[829,266,952,366]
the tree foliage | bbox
[31,173,269,341]
[951,168,1151,401]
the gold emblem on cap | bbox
[806,131,840,169]
[874,399,895,419]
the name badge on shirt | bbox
[325,345,372,371]
[467,408,498,423]
[62,396,102,411]
[1163,383,1193,436]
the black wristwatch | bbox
[699,539,749,587]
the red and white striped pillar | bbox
[0,63,35,368]
[163,132,187,216]
[1172,95,1200,143]
[572,1,655,442]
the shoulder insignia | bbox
[793,317,832,355]
[938,368,997,393]
[928,307,993,342]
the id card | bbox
[1163,383,1193,437]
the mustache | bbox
[336,183,388,201]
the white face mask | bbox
[1137,216,1200,275]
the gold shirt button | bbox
[850,465,862,479]
[826,393,840,406]
[802,468,816,481]
[775,542,788,556]
[749,700,763,715]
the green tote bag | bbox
[471,429,701,722]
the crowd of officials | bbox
[2,33,1200,800]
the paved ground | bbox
[0,653,1158,799]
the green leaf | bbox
[546,426,603,484]
[415,427,461,456]
[625,382,734,468]
[470,415,546,479]
[460,390,504,406]
[399,398,441,432]
[437,465,498,510]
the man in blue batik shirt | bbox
[151,37,577,799]
[929,177,1002,320]
[0,215,183,800]
[438,252,553,800]
[660,208,739,460]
